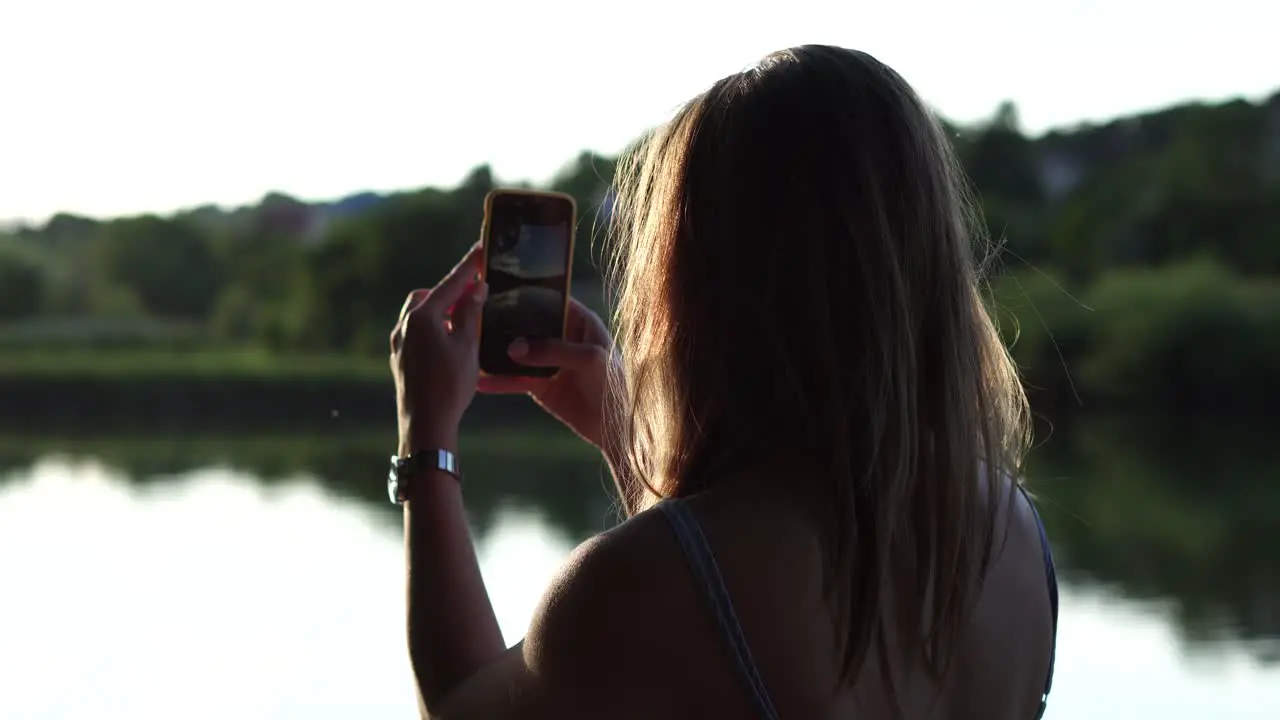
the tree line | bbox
[1,92,1277,410]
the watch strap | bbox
[388,448,460,504]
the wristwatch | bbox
[388,448,461,504]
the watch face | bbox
[387,464,404,505]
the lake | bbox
[0,413,1277,719]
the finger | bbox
[446,279,478,318]
[424,244,485,315]
[392,290,422,346]
[393,289,432,347]
[508,337,605,370]
[399,288,430,322]
[450,281,488,338]
[564,298,611,344]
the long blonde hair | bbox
[603,45,1031,698]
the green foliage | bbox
[1,91,1278,410]
[1042,99,1280,278]
[548,151,618,276]
[298,187,484,353]
[995,259,1280,408]
[1081,260,1280,404]
[991,267,1093,398]
[0,241,49,320]
[93,215,225,321]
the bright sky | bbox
[1,0,1274,224]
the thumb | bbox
[451,282,488,339]
[509,336,605,371]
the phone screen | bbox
[479,191,575,377]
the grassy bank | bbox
[0,347,554,431]
[0,347,387,380]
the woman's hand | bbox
[390,244,488,455]
[478,298,615,451]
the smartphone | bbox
[478,189,577,378]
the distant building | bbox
[1037,153,1085,200]
[328,192,384,218]
[303,192,386,244]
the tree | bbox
[93,215,225,322]
[209,225,310,346]
[0,245,47,320]
[549,152,617,277]
[297,182,480,353]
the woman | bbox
[388,45,1058,719]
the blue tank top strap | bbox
[1016,484,1059,720]
[658,498,782,720]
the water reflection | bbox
[1026,414,1280,664]
[0,413,1277,718]
[0,460,417,720]
[0,458,576,720]
[0,418,618,540]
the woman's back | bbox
[605,470,1055,719]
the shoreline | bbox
[0,345,1274,429]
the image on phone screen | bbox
[479,194,573,377]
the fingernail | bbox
[508,337,528,358]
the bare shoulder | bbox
[426,510,692,719]
[944,480,1055,718]
[530,506,679,636]
[523,507,693,705]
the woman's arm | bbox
[401,430,506,713]
[397,434,674,720]
[389,248,670,718]
[401,438,670,719]
[388,247,510,714]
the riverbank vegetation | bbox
[2,93,1277,414]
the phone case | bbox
[477,188,578,379]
